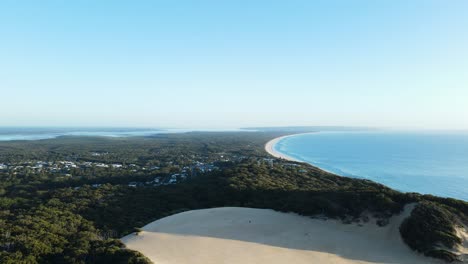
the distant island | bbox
[0,129,466,263]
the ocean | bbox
[0,127,250,141]
[274,131,468,201]
[0,127,164,141]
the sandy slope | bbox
[455,227,468,262]
[122,206,442,264]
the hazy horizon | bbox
[1,1,467,129]
[0,125,467,133]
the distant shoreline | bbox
[264,133,315,162]
[264,133,340,176]
[0,128,251,142]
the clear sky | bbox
[1,0,467,129]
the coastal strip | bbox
[264,134,312,162]
[264,133,338,175]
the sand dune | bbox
[121,205,442,264]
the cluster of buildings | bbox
[125,162,219,188]
[0,160,130,175]
[193,162,217,173]
[1,151,308,192]
[1,158,221,190]
[128,173,187,188]
[0,158,221,175]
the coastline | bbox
[264,133,316,162]
[265,132,468,201]
[264,133,350,176]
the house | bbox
[81,162,93,167]
[91,152,108,156]
[168,178,177,184]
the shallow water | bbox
[275,131,468,201]
[0,127,163,141]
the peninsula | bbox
[0,131,466,263]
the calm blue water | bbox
[275,131,468,201]
[0,127,250,141]
[0,127,165,141]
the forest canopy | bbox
[0,132,466,263]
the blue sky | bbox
[1,0,467,129]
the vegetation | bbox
[400,201,465,262]
[0,131,466,263]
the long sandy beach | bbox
[264,134,304,161]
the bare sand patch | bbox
[122,206,442,264]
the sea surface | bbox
[275,131,468,201]
[0,127,164,141]
[0,127,250,141]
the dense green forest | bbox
[0,132,466,263]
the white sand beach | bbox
[264,135,302,161]
[122,206,442,264]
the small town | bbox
[0,158,220,188]
[0,151,306,190]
